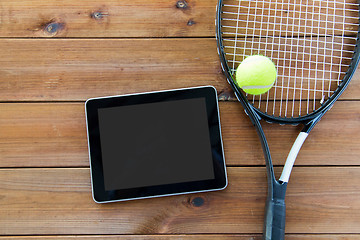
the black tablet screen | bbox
[97,98,215,191]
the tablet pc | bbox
[85,86,227,203]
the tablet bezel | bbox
[85,86,227,203]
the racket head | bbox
[216,0,360,124]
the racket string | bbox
[220,0,358,118]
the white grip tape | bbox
[279,132,309,183]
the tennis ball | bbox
[235,55,277,95]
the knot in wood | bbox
[191,197,205,207]
[92,11,104,19]
[176,0,188,9]
[45,22,59,34]
[187,19,195,26]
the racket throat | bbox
[279,115,323,183]
[279,132,308,183]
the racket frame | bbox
[215,0,360,239]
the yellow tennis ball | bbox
[235,55,277,95]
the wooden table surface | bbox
[1,0,360,239]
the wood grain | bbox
[1,101,359,168]
[1,235,360,240]
[0,167,359,235]
[0,39,359,101]
[0,0,216,38]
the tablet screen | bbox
[98,98,215,191]
[86,86,227,203]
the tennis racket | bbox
[216,0,360,239]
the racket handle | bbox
[263,194,286,240]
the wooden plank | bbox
[221,100,360,167]
[0,39,359,101]
[0,0,216,38]
[1,101,359,167]
[1,0,358,39]
[0,167,359,235]
[0,39,222,101]
[0,103,87,167]
[1,235,360,240]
